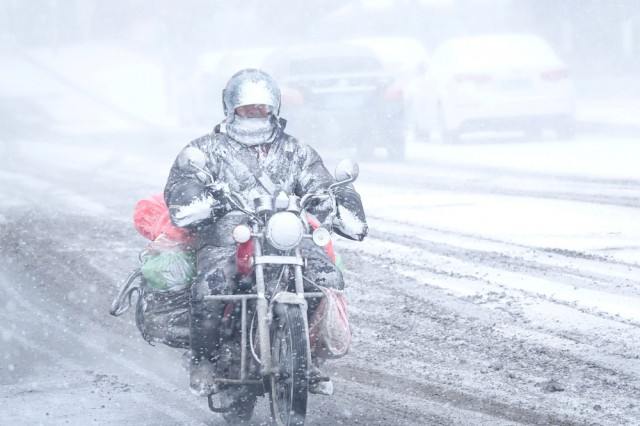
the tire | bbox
[220,386,257,425]
[269,304,309,426]
[386,114,408,161]
[555,117,576,140]
[437,104,459,144]
[386,139,406,161]
[355,139,373,160]
[411,118,431,142]
[441,127,459,144]
[524,126,543,141]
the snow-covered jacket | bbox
[164,122,368,247]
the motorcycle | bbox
[111,156,359,425]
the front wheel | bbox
[269,304,309,426]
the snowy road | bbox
[1,133,639,425]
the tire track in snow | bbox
[337,253,640,425]
[0,274,214,425]
[336,231,640,376]
[362,161,640,208]
[369,214,640,271]
[346,231,640,326]
[362,214,640,303]
[0,319,202,426]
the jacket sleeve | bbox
[164,140,222,229]
[297,144,368,241]
[296,144,334,194]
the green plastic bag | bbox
[141,249,196,291]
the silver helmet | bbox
[223,69,282,146]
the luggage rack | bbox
[110,268,143,317]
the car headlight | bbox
[265,212,304,251]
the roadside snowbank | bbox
[406,136,640,181]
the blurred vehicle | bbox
[263,42,408,160]
[348,36,433,142]
[412,33,576,143]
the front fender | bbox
[269,292,308,324]
[271,291,307,306]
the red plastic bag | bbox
[309,288,352,359]
[133,194,192,243]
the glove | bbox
[332,186,368,241]
[209,185,231,220]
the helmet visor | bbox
[234,104,273,118]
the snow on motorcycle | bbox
[111,158,359,425]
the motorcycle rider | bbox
[164,68,368,397]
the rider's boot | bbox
[308,357,334,396]
[189,300,224,397]
[190,357,218,397]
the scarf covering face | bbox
[225,114,279,146]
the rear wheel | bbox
[524,126,544,141]
[437,104,459,144]
[409,114,431,143]
[386,138,406,161]
[555,117,576,140]
[387,114,408,161]
[440,127,459,144]
[269,305,309,426]
[355,139,374,160]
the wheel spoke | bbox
[270,306,309,425]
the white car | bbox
[412,34,576,142]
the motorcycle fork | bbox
[203,239,318,384]
[257,244,313,378]
[293,254,314,372]
[253,229,273,375]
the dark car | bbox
[262,43,407,160]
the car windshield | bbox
[348,37,428,74]
[439,35,561,70]
[288,56,383,75]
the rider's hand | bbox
[307,196,333,223]
[208,183,231,219]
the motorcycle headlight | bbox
[265,212,304,251]
[232,224,252,243]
